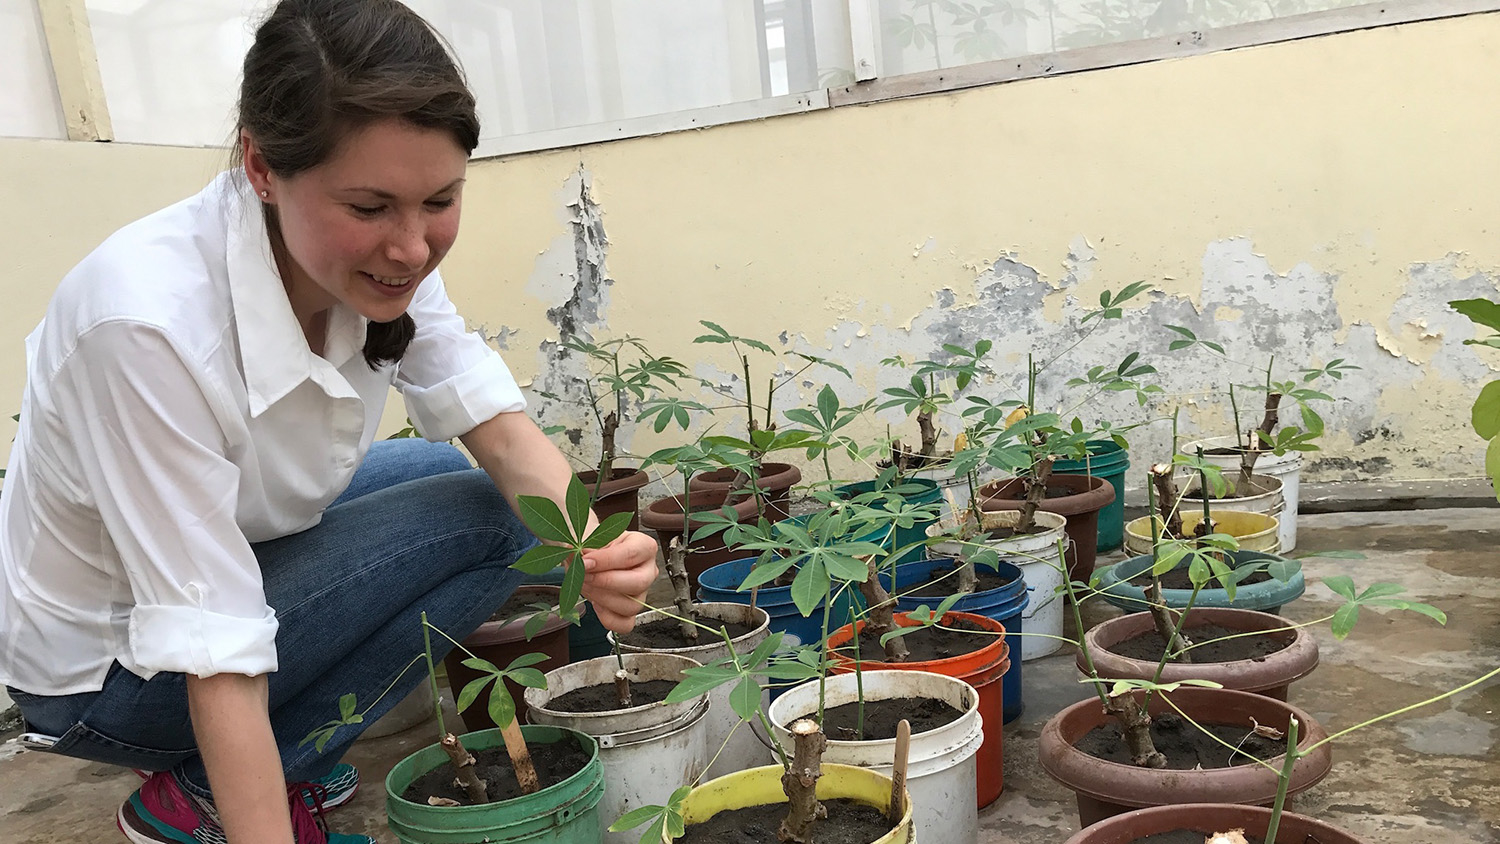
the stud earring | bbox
[260,189,269,198]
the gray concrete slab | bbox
[2,509,1496,843]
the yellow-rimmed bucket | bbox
[667,764,914,843]
[1125,510,1280,556]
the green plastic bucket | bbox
[834,477,942,564]
[1053,440,1130,553]
[386,725,604,844]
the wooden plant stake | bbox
[498,719,541,795]
[439,733,490,803]
[778,719,828,843]
[888,719,911,826]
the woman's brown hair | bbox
[236,0,480,368]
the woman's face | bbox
[245,119,469,325]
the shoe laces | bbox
[288,782,330,844]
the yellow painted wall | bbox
[4,12,1499,485]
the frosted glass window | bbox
[1,0,67,139]
[78,0,854,148]
[85,0,255,146]
[872,0,1371,77]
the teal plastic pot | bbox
[835,478,942,565]
[386,725,604,844]
[1053,440,1130,553]
[1095,551,1305,615]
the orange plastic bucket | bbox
[826,610,1011,808]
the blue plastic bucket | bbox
[891,557,1029,723]
[697,556,865,699]
[1053,440,1130,554]
[1096,551,1306,615]
[834,478,942,565]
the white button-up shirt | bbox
[0,173,525,695]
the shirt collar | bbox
[222,176,368,416]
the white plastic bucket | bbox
[1182,437,1302,552]
[768,672,984,844]
[613,603,771,780]
[525,653,711,844]
[927,510,1068,661]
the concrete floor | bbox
[1,508,1496,843]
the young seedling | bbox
[1448,297,1500,496]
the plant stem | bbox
[1264,716,1300,844]
[420,612,447,738]
[779,720,828,842]
[1230,383,1242,451]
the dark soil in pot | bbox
[544,678,679,713]
[796,697,964,741]
[844,617,995,662]
[680,799,894,844]
[400,735,591,804]
[618,616,759,650]
[1109,624,1289,663]
[900,564,1013,599]
[1076,712,1288,769]
[1128,566,1273,590]
[980,524,1051,541]
[490,590,558,622]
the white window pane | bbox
[1,0,66,139]
[86,0,260,146]
[874,0,1371,76]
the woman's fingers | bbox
[579,531,659,633]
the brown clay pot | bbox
[1080,607,1319,701]
[575,467,649,531]
[686,462,801,525]
[1062,803,1368,844]
[978,473,1117,586]
[640,488,763,595]
[1038,686,1332,827]
[444,585,570,732]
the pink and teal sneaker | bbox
[116,770,373,844]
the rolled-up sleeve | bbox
[396,270,526,442]
[54,320,277,679]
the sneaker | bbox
[297,763,359,810]
[117,771,373,844]
[132,764,360,812]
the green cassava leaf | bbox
[729,676,761,720]
[338,693,357,721]
[457,675,494,713]
[1330,601,1360,640]
[517,494,573,544]
[565,476,591,537]
[583,511,634,550]
[1323,574,1357,601]
[512,545,576,576]
[488,684,517,729]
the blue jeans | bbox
[8,439,532,795]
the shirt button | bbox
[342,456,356,469]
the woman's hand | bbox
[579,530,659,632]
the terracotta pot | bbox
[1062,803,1368,844]
[1038,686,1331,827]
[686,462,801,524]
[576,467,649,531]
[977,473,1117,587]
[826,610,1011,808]
[1080,607,1319,701]
[640,488,763,595]
[444,585,570,732]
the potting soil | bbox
[400,735,591,804]
[489,591,556,624]
[1127,566,1273,590]
[678,798,894,844]
[979,524,1050,540]
[544,678,679,713]
[793,696,964,741]
[901,565,1013,600]
[849,617,995,662]
[1076,712,1289,769]
[619,616,759,649]
[1130,830,1267,844]
[1110,623,1290,663]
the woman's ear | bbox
[241,130,274,201]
